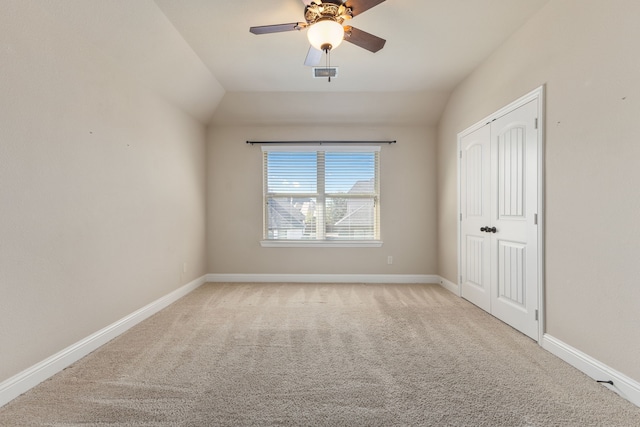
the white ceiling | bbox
[36,0,550,125]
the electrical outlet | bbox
[387,256,393,265]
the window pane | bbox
[266,197,317,240]
[326,196,376,239]
[325,152,376,194]
[266,152,317,194]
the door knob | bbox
[480,226,497,233]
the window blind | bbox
[262,145,380,241]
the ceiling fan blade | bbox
[343,26,386,53]
[343,0,386,17]
[249,23,306,35]
[304,46,323,66]
[300,0,313,5]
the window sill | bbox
[260,240,383,248]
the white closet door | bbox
[459,97,540,341]
[489,99,539,340]
[460,125,491,312]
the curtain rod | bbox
[246,140,396,146]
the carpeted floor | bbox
[1,282,639,426]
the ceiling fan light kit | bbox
[307,19,344,52]
[249,0,386,79]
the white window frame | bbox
[261,145,382,248]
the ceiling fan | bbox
[249,0,387,67]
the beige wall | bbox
[0,3,207,382]
[437,0,640,381]
[207,124,437,275]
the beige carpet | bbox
[1,282,639,426]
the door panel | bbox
[498,126,526,218]
[466,144,485,216]
[465,235,485,287]
[497,239,526,308]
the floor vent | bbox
[313,67,338,78]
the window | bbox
[262,145,381,246]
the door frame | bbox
[457,85,545,343]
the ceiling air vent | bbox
[313,67,338,78]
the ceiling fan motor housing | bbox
[304,1,352,26]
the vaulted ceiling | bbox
[39,0,550,125]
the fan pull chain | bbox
[325,47,331,83]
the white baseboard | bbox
[0,275,207,408]
[206,273,440,284]
[542,334,640,408]
[437,276,459,295]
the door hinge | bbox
[535,309,539,321]
[534,213,538,225]
[460,213,463,221]
[535,118,539,129]
[460,150,462,159]
[460,275,463,283]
